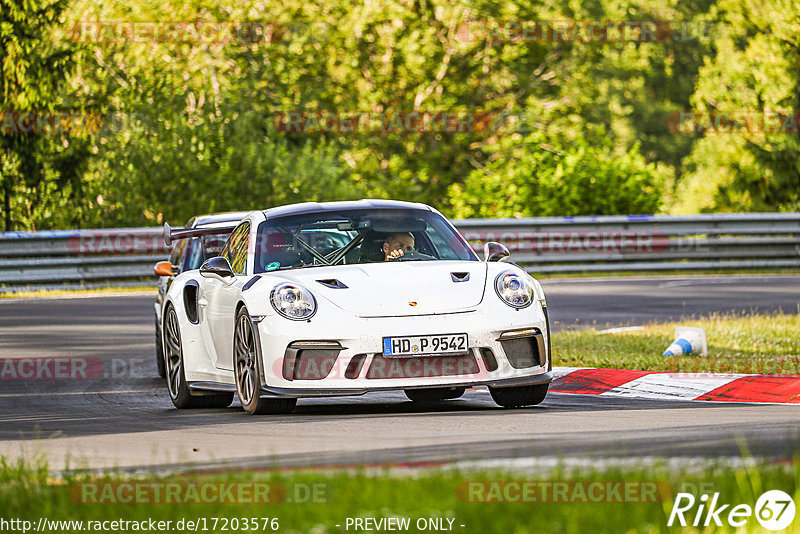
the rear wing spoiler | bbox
[162,223,238,247]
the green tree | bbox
[68,0,366,227]
[449,130,666,218]
[0,0,93,230]
[35,0,730,228]
[674,0,800,212]
[91,106,358,227]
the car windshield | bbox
[253,208,477,272]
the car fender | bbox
[163,272,219,382]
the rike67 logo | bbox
[668,490,796,530]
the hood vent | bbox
[317,279,348,289]
[451,272,470,283]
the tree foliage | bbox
[0,0,92,230]
[1,0,797,229]
[450,130,665,218]
[674,0,800,212]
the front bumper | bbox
[253,300,551,398]
[257,371,553,398]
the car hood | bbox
[274,261,487,317]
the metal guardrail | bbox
[456,212,800,273]
[0,213,798,290]
[0,228,168,289]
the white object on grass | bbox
[662,326,708,356]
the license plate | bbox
[382,333,469,357]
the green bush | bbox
[449,131,666,218]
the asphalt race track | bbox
[543,274,800,329]
[1,274,799,472]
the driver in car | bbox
[383,232,415,260]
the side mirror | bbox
[153,261,178,277]
[200,256,235,281]
[484,242,510,262]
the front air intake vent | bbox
[290,350,339,380]
[345,354,367,379]
[317,279,348,289]
[282,342,343,380]
[499,331,545,369]
[477,348,498,372]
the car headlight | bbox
[494,271,534,309]
[270,283,317,320]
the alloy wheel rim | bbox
[164,309,182,399]
[235,314,257,405]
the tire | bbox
[155,313,166,378]
[405,387,466,402]
[490,383,549,408]
[234,306,296,415]
[163,305,233,409]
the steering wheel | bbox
[387,250,429,261]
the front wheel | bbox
[490,383,549,408]
[234,306,296,415]
[405,387,466,403]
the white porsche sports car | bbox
[160,200,552,414]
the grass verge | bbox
[552,312,800,374]
[0,286,156,299]
[1,457,799,533]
